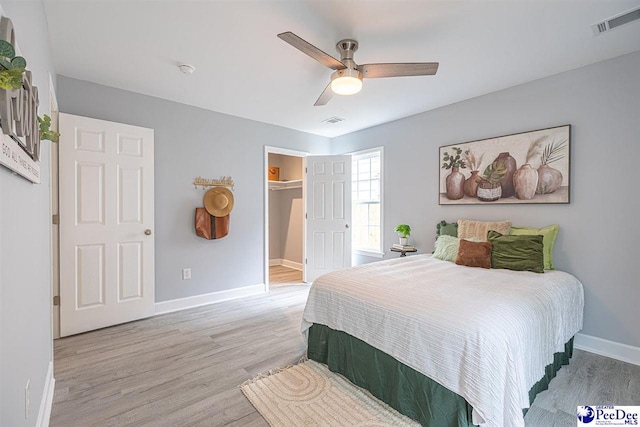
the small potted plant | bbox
[394,224,411,246]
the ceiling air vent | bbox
[321,116,345,124]
[592,6,640,36]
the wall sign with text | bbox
[0,15,41,183]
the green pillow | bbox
[436,220,458,237]
[509,225,559,270]
[487,231,544,273]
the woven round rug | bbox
[240,360,419,426]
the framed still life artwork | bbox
[439,125,571,205]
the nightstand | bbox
[390,247,418,257]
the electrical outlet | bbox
[25,379,30,419]
[182,268,191,280]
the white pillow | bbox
[433,235,460,262]
[433,235,482,262]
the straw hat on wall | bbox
[203,187,234,217]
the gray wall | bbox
[268,153,303,181]
[269,188,303,264]
[0,1,56,425]
[57,76,329,302]
[281,191,303,264]
[268,190,282,261]
[268,153,303,264]
[332,51,640,348]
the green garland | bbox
[38,115,60,142]
[0,39,26,90]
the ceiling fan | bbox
[277,31,439,106]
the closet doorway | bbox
[264,146,307,290]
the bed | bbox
[302,255,584,427]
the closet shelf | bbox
[268,179,303,191]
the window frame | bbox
[350,147,384,258]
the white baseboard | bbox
[36,361,55,427]
[154,283,266,315]
[575,333,640,366]
[269,258,303,271]
[281,259,303,271]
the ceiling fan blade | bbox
[360,62,439,78]
[278,31,346,71]
[314,83,334,106]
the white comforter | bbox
[301,255,584,427]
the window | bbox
[352,148,383,256]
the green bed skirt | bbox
[307,324,574,427]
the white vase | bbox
[399,237,408,246]
[514,164,538,200]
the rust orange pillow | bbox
[455,239,492,269]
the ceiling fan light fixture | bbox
[330,68,363,96]
[331,76,362,95]
[277,32,438,105]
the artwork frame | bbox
[439,125,571,205]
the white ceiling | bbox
[43,1,640,138]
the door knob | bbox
[144,229,152,235]
[345,224,349,229]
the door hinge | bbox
[305,213,307,219]
[305,167,307,174]
[305,258,308,264]
[52,214,59,225]
[53,295,60,306]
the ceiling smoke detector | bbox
[178,64,195,75]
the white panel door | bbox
[306,155,351,282]
[59,113,154,336]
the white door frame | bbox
[264,146,308,291]
[49,73,61,339]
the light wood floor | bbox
[51,272,640,427]
[269,265,303,285]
